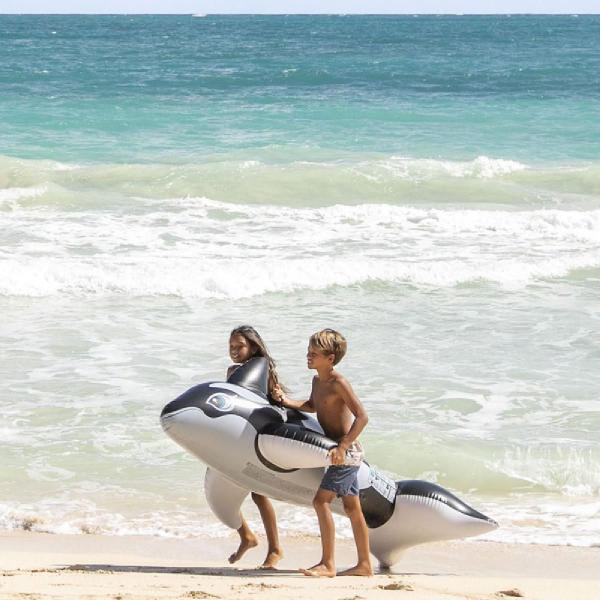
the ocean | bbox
[1,14,599,548]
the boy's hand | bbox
[271,385,285,405]
[329,446,346,465]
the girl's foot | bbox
[227,533,258,563]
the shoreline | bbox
[1,532,599,599]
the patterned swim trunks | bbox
[342,440,365,466]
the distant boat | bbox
[192,13,207,17]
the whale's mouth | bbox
[160,406,202,432]
[160,414,174,432]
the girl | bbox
[226,325,286,569]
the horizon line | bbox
[1,12,598,16]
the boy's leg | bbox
[338,495,373,576]
[251,492,283,569]
[300,488,337,577]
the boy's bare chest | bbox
[312,380,338,405]
[313,384,347,419]
[313,391,351,440]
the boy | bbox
[278,329,372,577]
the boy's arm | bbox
[279,396,315,412]
[330,377,368,464]
[274,378,316,412]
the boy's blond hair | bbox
[309,329,347,365]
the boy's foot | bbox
[338,563,373,577]
[228,534,258,563]
[300,563,336,578]
[258,549,284,569]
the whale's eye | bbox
[207,393,233,412]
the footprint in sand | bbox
[378,582,414,591]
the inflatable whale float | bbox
[161,357,498,568]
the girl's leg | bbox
[228,514,258,564]
[252,493,283,568]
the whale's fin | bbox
[204,468,250,529]
[227,357,269,399]
[256,422,337,470]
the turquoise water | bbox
[2,14,600,163]
[1,15,599,548]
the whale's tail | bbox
[254,421,499,568]
[370,480,499,568]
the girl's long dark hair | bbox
[230,325,288,397]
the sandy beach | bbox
[1,532,599,599]
[2,11,600,600]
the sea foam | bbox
[2,199,600,297]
